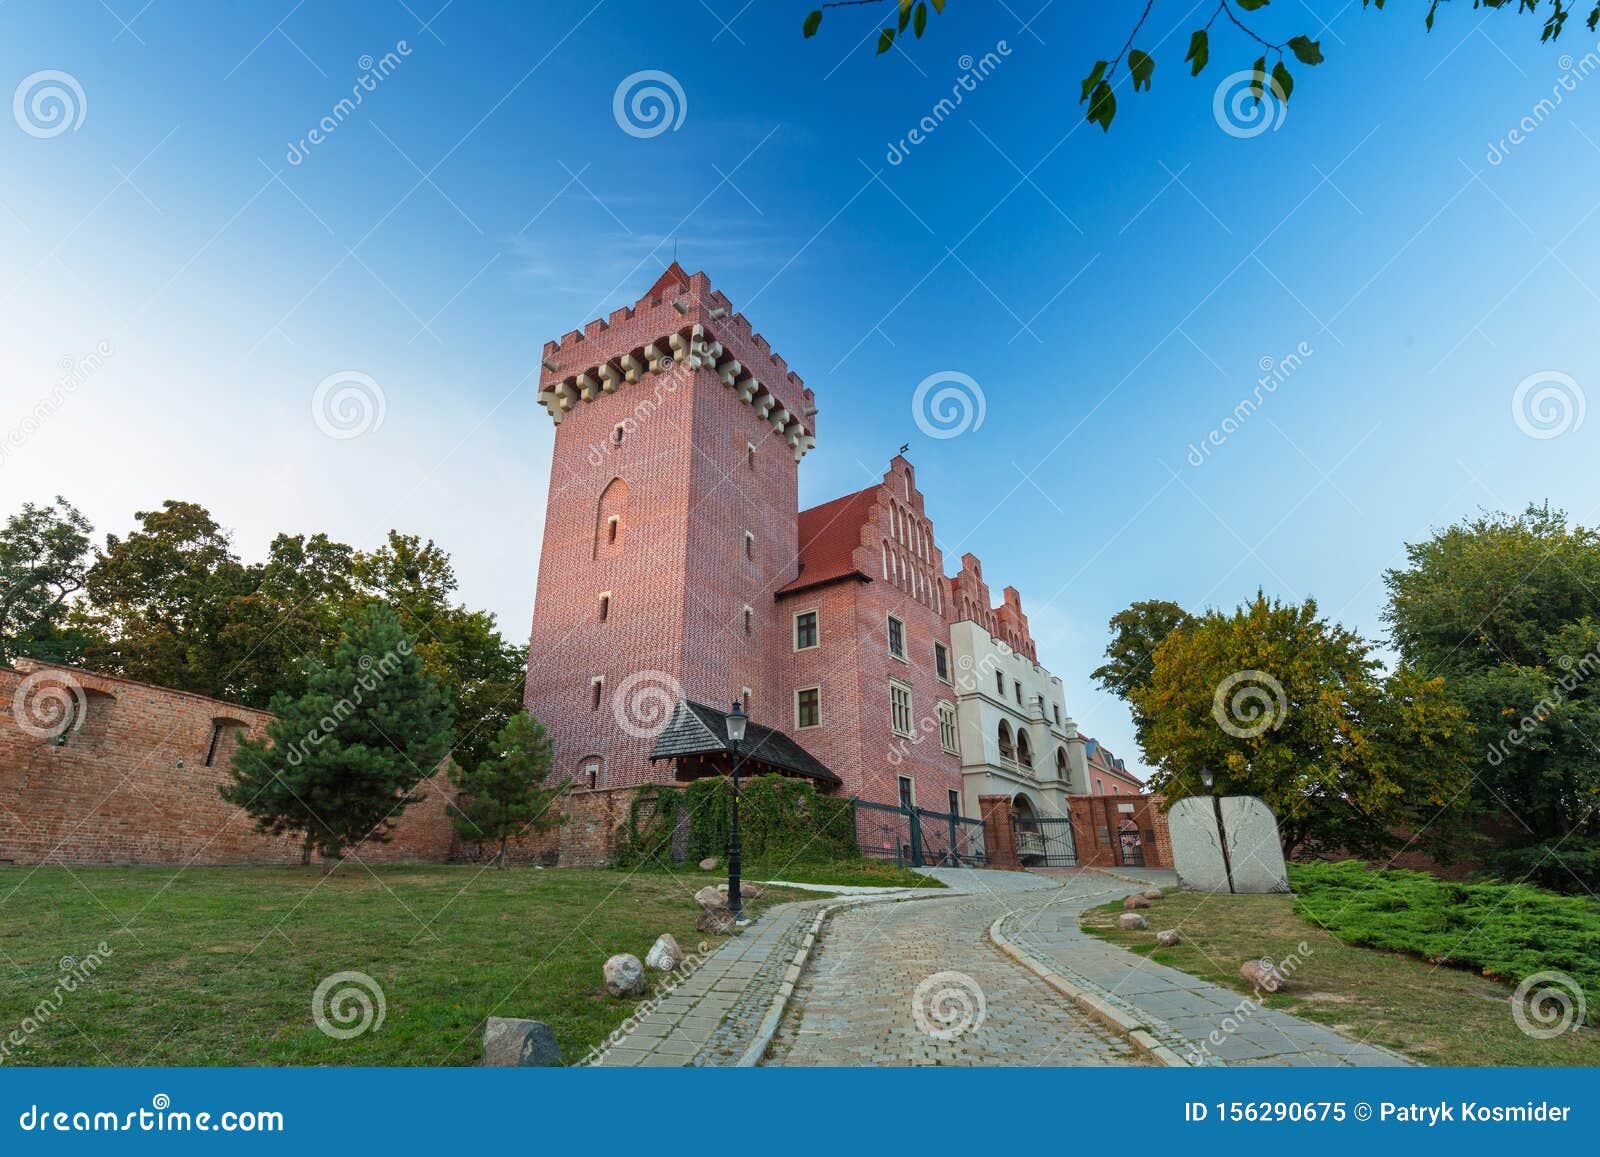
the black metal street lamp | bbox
[724,699,749,925]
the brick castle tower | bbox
[524,264,818,791]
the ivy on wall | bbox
[618,775,858,867]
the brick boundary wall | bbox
[1067,793,1172,869]
[1,660,454,867]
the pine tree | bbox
[221,603,453,865]
[449,711,567,867]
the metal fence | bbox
[1014,815,1077,867]
[852,798,986,868]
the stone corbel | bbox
[768,406,790,434]
[575,372,598,401]
[645,343,669,372]
[738,377,759,403]
[717,357,743,387]
[753,393,776,419]
[598,363,623,393]
[621,353,644,383]
[556,382,577,411]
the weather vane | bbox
[899,443,910,455]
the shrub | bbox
[617,775,858,868]
[1291,860,1600,997]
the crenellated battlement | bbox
[536,263,817,460]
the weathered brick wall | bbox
[1068,793,1172,869]
[0,660,454,867]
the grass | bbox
[1080,868,1600,1066]
[737,858,945,890]
[0,866,804,1067]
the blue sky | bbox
[3,1,1598,776]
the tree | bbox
[1384,506,1600,868]
[1130,591,1474,859]
[448,711,568,867]
[354,531,527,774]
[81,500,257,698]
[0,497,95,667]
[221,603,454,866]
[1091,598,1193,746]
[800,0,1575,132]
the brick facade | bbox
[0,659,454,866]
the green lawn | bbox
[1081,869,1600,1067]
[697,858,944,890]
[0,866,804,1067]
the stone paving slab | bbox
[998,871,1412,1068]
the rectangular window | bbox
[948,789,961,817]
[1014,680,1023,705]
[607,516,619,545]
[591,678,604,711]
[887,615,905,659]
[934,641,950,682]
[794,610,819,650]
[747,442,757,470]
[796,686,820,729]
[584,760,600,790]
[938,702,958,754]
[995,671,1005,697]
[744,605,753,635]
[898,775,915,810]
[599,593,611,622]
[1053,703,1061,726]
[890,682,913,737]
[744,531,755,561]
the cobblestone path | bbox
[767,885,1146,1066]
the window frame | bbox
[889,679,914,738]
[934,641,951,683]
[793,609,819,651]
[938,701,959,755]
[887,614,906,661]
[795,685,821,730]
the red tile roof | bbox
[776,486,879,597]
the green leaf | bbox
[1271,59,1294,102]
[1236,0,1271,9]
[1250,56,1266,105]
[1087,79,1116,131]
[1185,29,1209,76]
[914,0,927,37]
[877,27,895,54]
[1080,60,1108,103]
[1129,49,1155,92]
[1287,35,1323,64]
[803,9,822,38]
[932,0,945,10]
[898,0,912,33]
[1427,0,1441,30]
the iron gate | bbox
[853,799,986,868]
[1013,814,1077,867]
